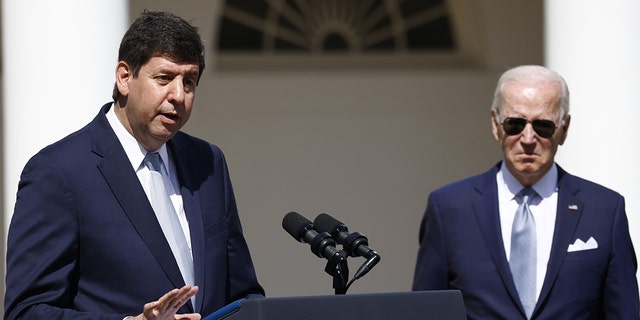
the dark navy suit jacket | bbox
[5,103,264,319]
[412,162,639,319]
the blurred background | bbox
[1,0,638,316]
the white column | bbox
[2,1,128,239]
[546,0,640,283]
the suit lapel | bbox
[472,165,524,306]
[91,104,191,297]
[536,168,583,309]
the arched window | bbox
[213,0,471,70]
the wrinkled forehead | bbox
[500,81,563,117]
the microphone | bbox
[282,212,345,265]
[313,213,381,279]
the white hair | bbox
[491,65,570,122]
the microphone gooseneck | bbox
[313,213,381,281]
[283,211,381,294]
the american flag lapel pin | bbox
[568,204,578,210]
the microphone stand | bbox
[324,250,349,294]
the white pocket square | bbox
[567,236,598,252]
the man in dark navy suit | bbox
[412,65,639,319]
[5,11,263,320]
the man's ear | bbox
[115,61,131,97]
[558,114,571,145]
[491,108,501,141]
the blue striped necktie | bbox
[144,152,194,289]
[510,187,537,319]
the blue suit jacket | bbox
[5,103,264,319]
[412,163,639,319]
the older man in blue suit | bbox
[412,65,639,319]
[5,11,263,320]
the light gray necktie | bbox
[144,152,194,289]
[510,187,537,319]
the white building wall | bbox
[546,0,640,288]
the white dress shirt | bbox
[106,106,192,255]
[497,162,558,300]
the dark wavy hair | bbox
[112,11,205,100]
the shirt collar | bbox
[106,104,171,176]
[499,161,558,200]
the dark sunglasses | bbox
[501,117,558,138]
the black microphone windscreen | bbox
[282,211,312,241]
[314,213,344,233]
